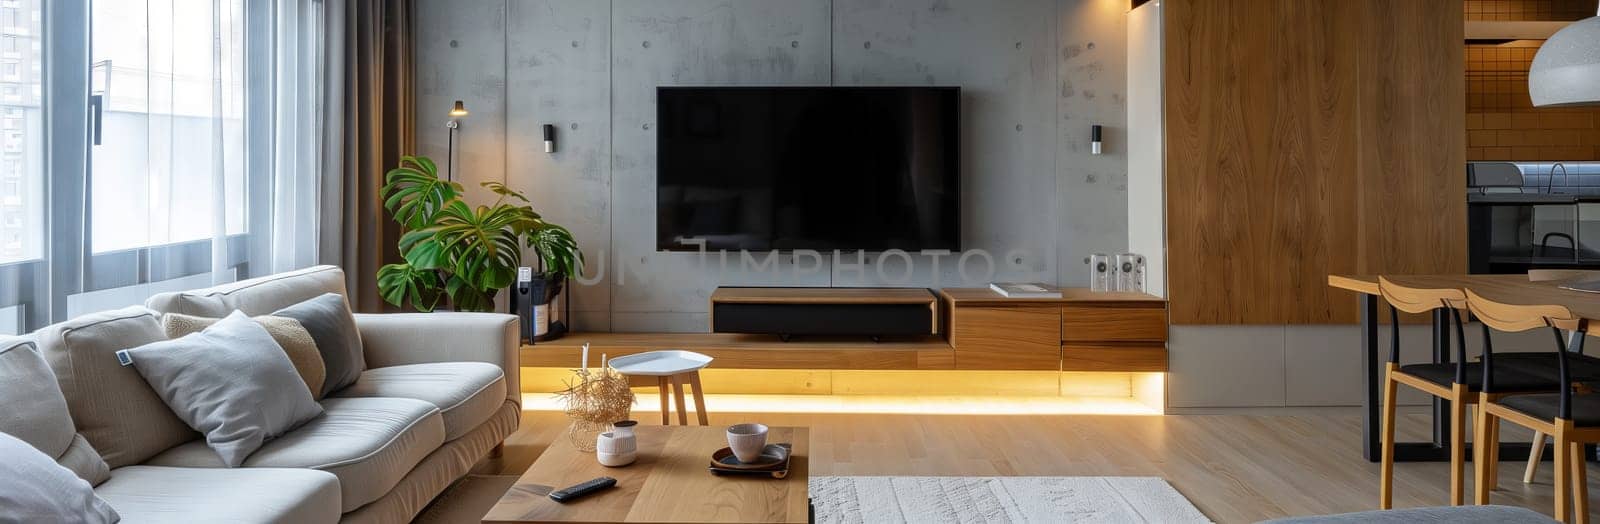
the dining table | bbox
[1328,273,1600,463]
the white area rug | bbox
[810,476,1211,523]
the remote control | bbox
[548,477,617,503]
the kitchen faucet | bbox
[1547,162,1570,194]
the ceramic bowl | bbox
[726,423,770,463]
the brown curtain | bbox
[322,0,413,312]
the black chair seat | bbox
[1498,393,1600,427]
[1398,362,1557,393]
[1491,352,1600,384]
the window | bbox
[89,0,246,253]
[2,0,316,333]
[0,0,37,265]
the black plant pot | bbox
[526,273,567,342]
[528,273,565,305]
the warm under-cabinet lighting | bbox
[521,393,1164,416]
[520,369,1167,416]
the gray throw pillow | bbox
[273,293,365,397]
[122,311,323,467]
[0,431,119,523]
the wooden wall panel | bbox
[1164,0,1465,324]
[1355,0,1468,283]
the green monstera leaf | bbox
[376,263,443,312]
[527,222,583,280]
[382,156,462,230]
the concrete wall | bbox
[414,0,1133,332]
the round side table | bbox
[607,350,713,426]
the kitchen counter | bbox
[1468,193,1600,205]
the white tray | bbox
[607,350,713,376]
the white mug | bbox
[726,423,769,463]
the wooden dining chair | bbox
[1522,270,1600,484]
[1469,289,1595,523]
[1377,277,1559,508]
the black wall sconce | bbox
[543,124,556,153]
[1091,124,1103,155]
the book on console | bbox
[989,283,1062,298]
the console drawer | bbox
[949,306,1060,370]
[1061,305,1167,342]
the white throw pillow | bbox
[0,431,119,523]
[123,311,324,467]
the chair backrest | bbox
[1377,277,1470,370]
[1528,269,1600,283]
[1464,288,1580,333]
[1465,288,1587,420]
[1378,276,1466,313]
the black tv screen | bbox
[656,86,960,251]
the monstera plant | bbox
[377,155,582,313]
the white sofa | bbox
[1,265,521,523]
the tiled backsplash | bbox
[1496,161,1600,194]
[1464,0,1597,21]
[1466,40,1600,162]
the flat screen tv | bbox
[656,86,960,252]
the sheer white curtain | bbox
[269,0,335,274]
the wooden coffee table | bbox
[484,425,810,523]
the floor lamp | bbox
[445,100,468,182]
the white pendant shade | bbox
[1529,16,1600,107]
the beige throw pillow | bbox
[164,312,327,399]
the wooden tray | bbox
[708,443,791,479]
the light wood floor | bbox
[487,407,1600,523]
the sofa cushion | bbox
[127,311,325,467]
[145,264,347,317]
[332,362,506,441]
[145,397,445,512]
[33,306,198,469]
[56,435,112,488]
[0,337,111,485]
[0,431,118,524]
[96,465,340,524]
[340,401,521,524]
[164,312,328,398]
[275,293,366,397]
